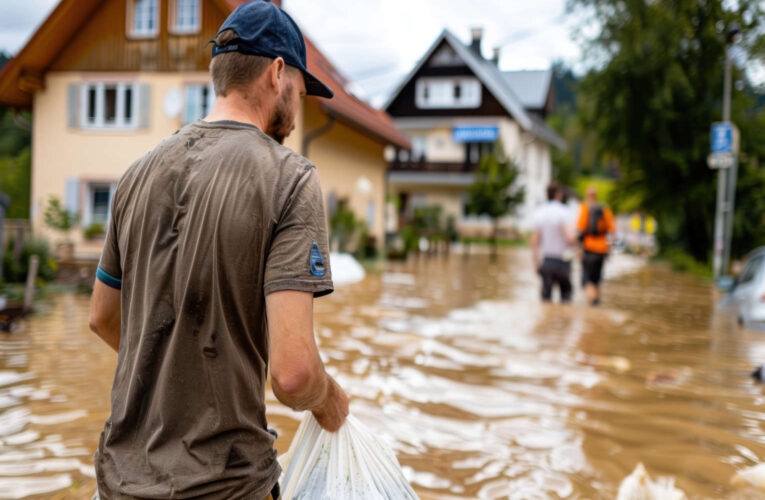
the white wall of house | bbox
[32,71,214,256]
[32,71,400,258]
[391,116,553,232]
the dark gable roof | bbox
[0,0,409,149]
[385,29,565,150]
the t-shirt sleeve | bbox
[97,194,122,290]
[264,166,334,298]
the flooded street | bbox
[2,249,765,499]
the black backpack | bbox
[586,205,605,236]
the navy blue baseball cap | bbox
[212,1,334,98]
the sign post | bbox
[709,121,739,280]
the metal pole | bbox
[720,45,737,276]
[722,153,738,276]
[713,168,726,278]
[713,42,733,279]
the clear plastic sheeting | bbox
[279,413,420,500]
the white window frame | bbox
[183,83,216,124]
[415,77,482,109]
[80,82,139,130]
[171,0,201,35]
[128,0,160,39]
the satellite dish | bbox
[356,176,373,195]
[163,88,182,119]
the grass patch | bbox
[655,248,712,279]
[460,237,528,247]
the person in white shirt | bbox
[530,182,577,302]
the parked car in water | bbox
[720,247,765,328]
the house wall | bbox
[32,71,212,256]
[385,41,507,118]
[303,99,387,249]
[31,71,381,257]
[391,116,552,232]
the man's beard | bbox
[266,83,294,145]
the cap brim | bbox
[303,70,334,99]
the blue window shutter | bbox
[64,178,79,215]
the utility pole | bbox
[712,23,740,280]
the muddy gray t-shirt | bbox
[94,120,333,499]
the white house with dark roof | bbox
[385,28,565,235]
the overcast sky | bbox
[0,0,587,107]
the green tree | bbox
[465,141,524,259]
[0,148,30,219]
[0,52,32,219]
[43,196,77,243]
[570,0,765,262]
[329,201,362,253]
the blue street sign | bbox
[452,126,499,143]
[711,122,733,153]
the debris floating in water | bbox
[731,463,765,490]
[329,253,365,285]
[617,463,687,500]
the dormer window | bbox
[171,0,201,35]
[415,77,481,109]
[128,0,159,39]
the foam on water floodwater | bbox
[2,249,765,499]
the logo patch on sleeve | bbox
[310,242,326,277]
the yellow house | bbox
[0,0,409,258]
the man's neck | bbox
[204,93,270,132]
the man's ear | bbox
[270,57,286,93]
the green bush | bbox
[43,196,77,235]
[658,248,711,279]
[2,238,58,283]
[329,203,362,253]
[84,223,105,239]
[397,205,451,256]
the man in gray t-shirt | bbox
[530,182,576,302]
[88,3,348,499]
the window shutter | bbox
[183,85,197,125]
[207,83,217,113]
[64,178,80,216]
[138,83,151,129]
[67,84,80,127]
[107,184,117,219]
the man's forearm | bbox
[92,323,120,352]
[89,280,121,352]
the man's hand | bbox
[312,376,349,432]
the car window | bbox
[739,255,765,285]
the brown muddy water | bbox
[2,249,765,499]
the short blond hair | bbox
[209,29,273,97]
